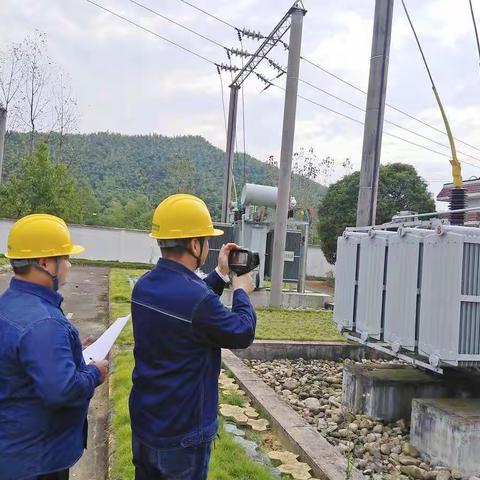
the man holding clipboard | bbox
[0,214,108,480]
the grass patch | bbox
[208,418,276,480]
[255,308,344,342]
[110,350,135,480]
[262,280,297,291]
[219,390,248,407]
[110,268,147,346]
[72,258,153,269]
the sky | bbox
[1,0,480,206]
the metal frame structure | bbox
[220,0,305,223]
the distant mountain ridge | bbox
[3,131,327,222]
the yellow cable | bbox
[432,86,463,188]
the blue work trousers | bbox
[132,435,212,480]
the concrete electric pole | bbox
[270,5,306,308]
[0,108,6,184]
[356,0,394,227]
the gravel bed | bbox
[245,358,474,480]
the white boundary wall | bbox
[0,219,334,276]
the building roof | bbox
[437,177,480,201]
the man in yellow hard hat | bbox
[129,194,256,480]
[0,214,109,480]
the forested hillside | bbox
[2,132,327,226]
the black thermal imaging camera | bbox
[228,248,260,276]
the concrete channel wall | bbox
[233,340,390,362]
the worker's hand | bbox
[232,272,255,294]
[217,243,240,277]
[81,336,93,350]
[90,359,109,385]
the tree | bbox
[164,156,198,194]
[20,32,52,152]
[317,163,436,264]
[51,70,78,163]
[0,40,25,135]
[0,142,94,223]
[100,195,153,230]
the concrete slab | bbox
[221,288,331,309]
[222,349,366,480]
[411,398,480,477]
[233,340,390,362]
[0,266,109,480]
[342,364,449,422]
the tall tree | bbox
[318,163,436,264]
[21,31,52,152]
[0,40,25,135]
[52,70,78,163]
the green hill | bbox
[2,132,326,232]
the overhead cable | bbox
[83,0,217,65]
[470,0,480,70]
[174,0,480,154]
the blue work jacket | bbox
[0,278,101,480]
[129,258,256,448]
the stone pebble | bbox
[244,358,469,480]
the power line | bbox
[174,0,480,154]
[470,0,480,70]
[270,83,480,171]
[401,1,437,88]
[127,0,227,51]
[123,0,480,163]
[83,0,218,65]
[299,76,480,162]
[178,0,238,30]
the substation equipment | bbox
[334,210,480,373]
[203,183,310,291]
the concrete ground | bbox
[0,265,110,480]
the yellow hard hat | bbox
[150,193,223,240]
[5,214,85,259]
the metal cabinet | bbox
[356,230,395,340]
[383,228,433,352]
[333,232,366,331]
[419,226,480,367]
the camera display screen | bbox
[231,252,248,264]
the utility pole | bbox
[0,108,6,184]
[220,0,304,224]
[356,0,394,227]
[221,86,239,222]
[270,5,306,308]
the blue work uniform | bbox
[0,278,101,480]
[129,258,256,478]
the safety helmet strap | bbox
[11,257,61,291]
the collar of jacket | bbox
[9,277,64,308]
[156,257,202,281]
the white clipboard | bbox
[82,315,131,363]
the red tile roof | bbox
[437,177,480,201]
